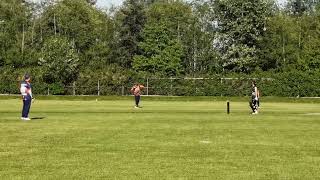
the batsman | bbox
[249,80,260,114]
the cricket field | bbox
[0,96,320,179]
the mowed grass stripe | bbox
[1,99,319,114]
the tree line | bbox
[0,0,319,93]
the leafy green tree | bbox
[300,13,320,71]
[188,0,222,74]
[213,0,273,72]
[145,1,200,75]
[39,37,79,84]
[111,0,146,68]
[86,0,97,5]
[258,6,320,71]
[132,1,198,76]
[0,0,31,67]
[286,0,320,16]
[35,0,113,67]
[258,14,299,71]
[133,23,183,76]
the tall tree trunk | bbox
[22,24,25,55]
[54,13,57,36]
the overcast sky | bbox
[97,0,122,8]
[98,0,287,8]
[29,0,287,8]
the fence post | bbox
[73,82,76,96]
[47,87,50,96]
[146,78,149,96]
[170,77,173,96]
[122,86,124,96]
[8,82,10,95]
[194,78,196,95]
[97,80,100,96]
[220,78,223,97]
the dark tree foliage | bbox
[111,0,146,68]
[1,0,320,92]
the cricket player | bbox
[20,74,34,120]
[131,83,144,108]
[249,80,260,114]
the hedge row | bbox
[0,68,319,97]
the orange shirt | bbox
[131,85,144,96]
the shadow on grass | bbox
[31,117,46,120]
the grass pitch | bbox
[0,97,320,179]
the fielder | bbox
[20,74,34,120]
[131,83,144,108]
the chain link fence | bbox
[0,78,275,96]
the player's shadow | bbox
[31,117,46,120]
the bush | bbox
[0,66,319,97]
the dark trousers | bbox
[249,99,258,112]
[135,95,140,106]
[22,96,32,118]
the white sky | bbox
[98,0,287,8]
[97,0,122,8]
[28,0,287,8]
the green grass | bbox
[1,97,320,179]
